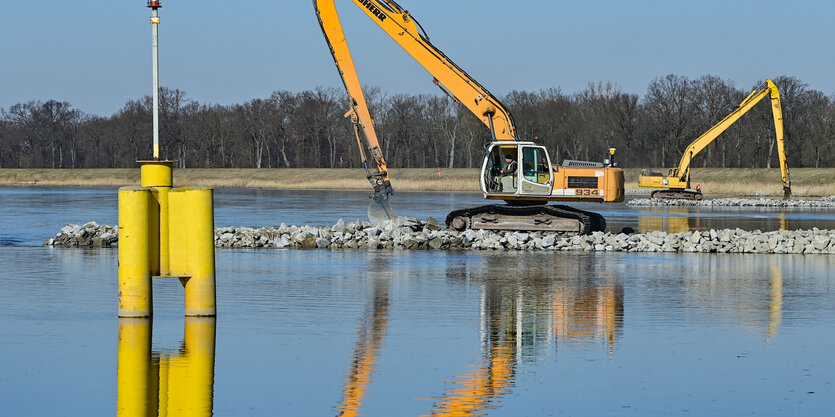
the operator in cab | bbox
[537,156,549,172]
[500,154,517,176]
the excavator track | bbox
[651,189,704,200]
[445,204,605,235]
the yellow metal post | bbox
[167,187,188,278]
[118,187,155,318]
[139,160,174,275]
[184,187,216,317]
[116,318,152,417]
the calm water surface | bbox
[3,187,835,246]
[1,187,834,416]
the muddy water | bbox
[1,187,834,416]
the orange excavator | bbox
[314,0,624,234]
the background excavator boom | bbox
[640,78,792,199]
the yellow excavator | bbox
[314,0,624,234]
[639,79,792,200]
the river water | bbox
[1,187,834,416]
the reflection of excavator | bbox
[638,207,692,234]
[334,256,624,416]
[551,281,623,355]
[314,0,624,234]
[334,276,517,417]
[640,79,792,200]
[421,287,518,417]
[335,278,390,417]
[766,262,782,343]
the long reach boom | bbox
[640,79,791,199]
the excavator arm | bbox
[314,0,395,223]
[315,0,624,233]
[641,79,792,199]
[314,0,517,144]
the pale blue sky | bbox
[3,0,833,116]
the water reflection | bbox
[331,253,625,416]
[778,211,787,231]
[420,285,519,417]
[634,205,799,234]
[551,280,623,355]
[116,317,216,416]
[426,255,624,416]
[4,246,835,415]
[335,277,390,417]
[767,261,782,343]
[638,207,692,233]
[461,254,626,357]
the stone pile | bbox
[628,197,835,207]
[45,221,119,247]
[45,218,835,254]
[211,220,835,254]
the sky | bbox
[3,0,834,116]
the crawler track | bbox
[445,204,606,235]
[651,189,704,200]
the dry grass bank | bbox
[1,167,834,196]
[0,168,481,192]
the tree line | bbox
[1,74,833,170]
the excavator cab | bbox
[481,142,553,198]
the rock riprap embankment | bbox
[45,222,119,247]
[628,196,835,207]
[46,218,835,254]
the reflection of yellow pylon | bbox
[116,317,216,416]
[117,318,152,417]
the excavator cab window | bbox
[499,147,518,192]
[481,146,520,193]
[482,147,505,193]
[521,146,551,185]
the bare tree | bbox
[642,74,698,167]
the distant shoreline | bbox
[1,167,832,197]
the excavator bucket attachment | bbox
[368,188,396,225]
[783,186,792,200]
